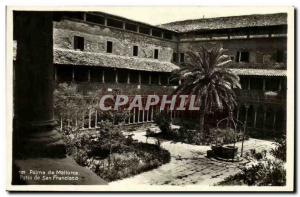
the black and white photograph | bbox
[5,6,294,192]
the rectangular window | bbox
[133,45,138,56]
[152,29,162,37]
[236,51,249,62]
[154,49,159,59]
[163,32,173,40]
[86,14,105,25]
[125,23,138,32]
[172,52,178,62]
[180,53,185,63]
[64,12,84,20]
[139,26,150,35]
[107,18,123,29]
[74,36,84,51]
[107,41,113,53]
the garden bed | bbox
[63,128,171,182]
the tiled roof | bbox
[159,13,287,33]
[228,68,286,76]
[54,48,179,72]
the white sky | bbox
[92,7,288,25]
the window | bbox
[172,52,178,62]
[154,49,159,59]
[139,26,150,35]
[133,45,138,56]
[86,14,105,25]
[236,51,249,62]
[74,36,84,51]
[107,41,113,53]
[125,23,138,32]
[180,53,185,63]
[64,12,84,20]
[152,29,162,37]
[107,18,123,28]
[163,32,173,40]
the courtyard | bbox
[110,124,275,186]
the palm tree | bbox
[171,47,241,132]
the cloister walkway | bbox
[110,125,275,186]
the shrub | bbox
[270,135,286,162]
[218,147,286,186]
[154,111,171,134]
[219,159,286,186]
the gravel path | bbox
[110,125,275,186]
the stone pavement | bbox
[110,125,275,186]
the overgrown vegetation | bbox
[54,83,171,182]
[218,135,287,186]
[270,135,286,162]
[64,123,170,182]
[153,112,247,145]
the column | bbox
[133,109,136,124]
[138,72,141,84]
[72,66,75,82]
[137,109,140,123]
[88,108,92,129]
[262,78,266,91]
[82,111,85,129]
[127,72,130,84]
[253,106,258,128]
[54,66,57,82]
[88,69,91,82]
[278,78,282,91]
[115,70,118,84]
[143,109,145,122]
[102,70,105,83]
[13,12,65,158]
[95,110,98,128]
[104,18,107,26]
[158,74,161,85]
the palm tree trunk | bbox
[199,96,207,132]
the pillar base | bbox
[14,119,66,159]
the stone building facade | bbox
[52,11,287,138]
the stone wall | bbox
[179,37,287,65]
[54,19,178,62]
